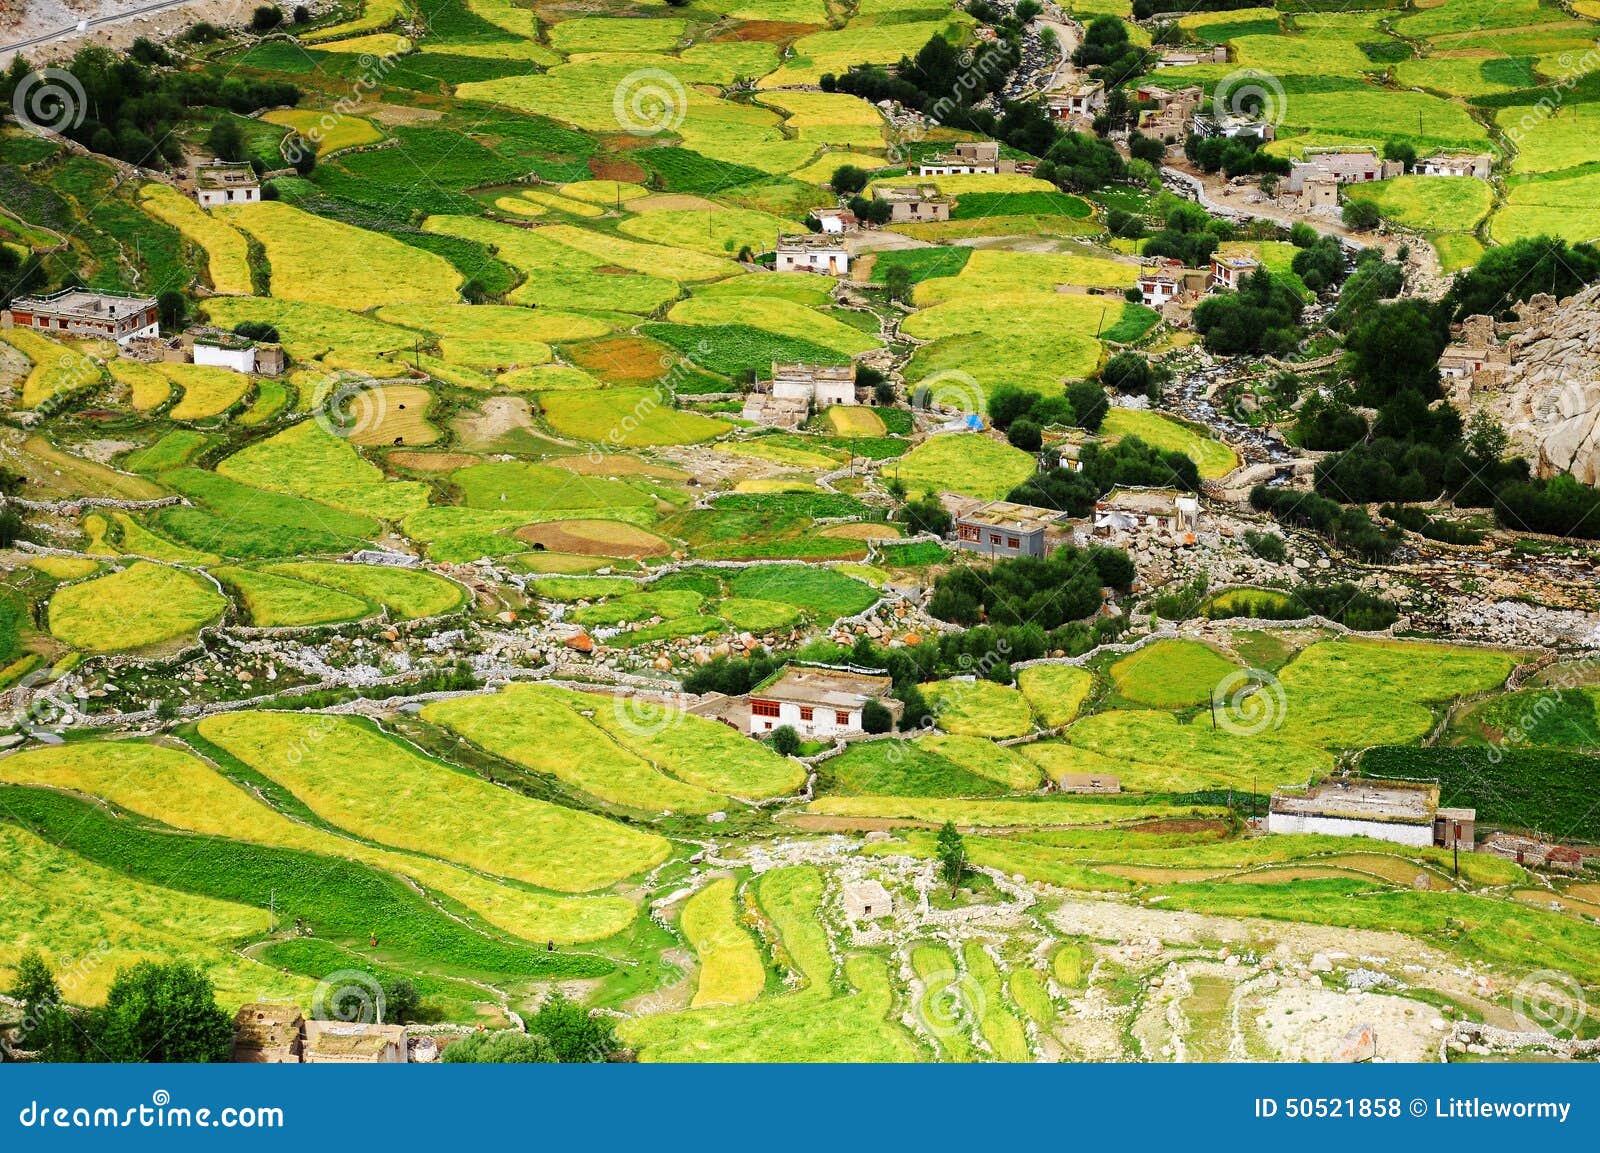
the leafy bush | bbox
[928,543,1129,629]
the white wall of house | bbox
[197,185,260,209]
[193,342,257,374]
[748,698,862,738]
[1266,812,1434,847]
[776,249,849,275]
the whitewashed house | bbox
[745,666,899,739]
[775,234,849,275]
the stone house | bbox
[1480,832,1581,873]
[1283,150,1402,195]
[1093,487,1200,540]
[1057,772,1121,794]
[4,289,160,346]
[1416,153,1492,179]
[1156,46,1229,68]
[1268,779,1474,850]
[232,1003,305,1063]
[875,184,952,223]
[301,1019,408,1064]
[775,233,849,275]
[952,500,1063,559]
[1209,253,1260,291]
[917,140,1014,176]
[193,160,261,208]
[745,665,899,739]
[1046,81,1105,124]
[812,206,857,234]
[841,880,892,921]
[772,361,858,407]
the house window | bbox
[799,706,814,722]
[989,533,1001,544]
[835,710,850,726]
[751,699,780,718]
[1007,537,1020,549]
[958,523,980,542]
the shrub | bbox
[1341,198,1381,231]
[830,165,868,196]
[769,725,800,756]
[861,699,892,734]
[442,1031,557,1063]
[1007,419,1043,452]
[897,493,952,537]
[1242,529,1285,563]
[250,5,283,32]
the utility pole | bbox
[269,888,276,933]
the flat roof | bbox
[772,361,855,382]
[1099,487,1193,515]
[11,288,157,317]
[959,500,1060,534]
[777,233,847,250]
[750,665,892,708]
[875,184,950,204]
[195,161,259,188]
[1270,779,1440,825]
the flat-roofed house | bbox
[745,665,899,739]
[1210,253,1260,291]
[232,1003,304,1063]
[1046,81,1105,123]
[770,361,858,407]
[1268,779,1474,850]
[775,233,849,275]
[1093,487,1200,539]
[812,206,857,234]
[875,184,952,223]
[917,140,1013,176]
[193,160,261,208]
[302,1019,408,1064]
[1416,152,1492,179]
[1284,150,1402,195]
[952,500,1063,559]
[1138,267,1182,308]
[4,289,159,345]
[841,879,893,921]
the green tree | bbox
[91,961,233,1063]
[1007,418,1043,452]
[830,164,868,196]
[250,5,283,31]
[768,725,800,756]
[1065,380,1108,432]
[936,820,966,894]
[157,290,186,329]
[1100,351,1152,394]
[883,263,912,303]
[441,1031,557,1062]
[7,950,83,1062]
[381,978,421,1025]
[861,699,893,734]
[206,118,246,162]
[1342,198,1381,231]
[526,989,621,1063]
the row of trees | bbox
[0,46,299,169]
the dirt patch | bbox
[821,522,894,541]
[592,264,642,276]
[361,102,443,126]
[389,451,478,472]
[565,335,673,383]
[549,453,688,481]
[1130,818,1230,837]
[631,194,722,213]
[516,519,672,559]
[589,155,647,183]
[779,813,939,833]
[710,20,822,43]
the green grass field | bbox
[1109,639,1242,708]
[48,562,225,651]
[1016,665,1094,728]
[921,678,1035,738]
[420,685,730,814]
[891,436,1037,500]
[1343,175,1492,233]
[198,712,669,891]
[681,877,765,1008]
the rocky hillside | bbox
[1467,284,1600,484]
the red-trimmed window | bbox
[835,710,850,726]
[799,706,814,722]
[751,699,780,718]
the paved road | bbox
[1,0,200,54]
